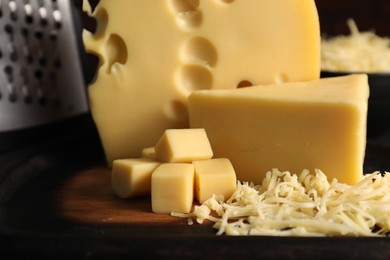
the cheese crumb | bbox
[175,169,390,236]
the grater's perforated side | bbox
[0,0,88,132]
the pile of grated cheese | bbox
[321,19,390,73]
[172,169,390,236]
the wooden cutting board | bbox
[2,118,390,258]
[56,165,202,227]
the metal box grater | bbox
[0,0,88,134]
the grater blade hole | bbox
[53,98,61,107]
[4,24,12,33]
[53,58,61,69]
[4,65,13,74]
[34,70,42,80]
[39,57,47,67]
[24,3,33,23]
[7,83,16,102]
[25,15,33,24]
[38,95,47,106]
[35,29,43,40]
[9,95,17,102]
[37,88,46,106]
[39,6,48,26]
[39,98,47,106]
[40,18,48,27]
[8,89,17,102]
[20,66,27,80]
[49,71,56,81]
[49,30,58,42]
[4,65,13,82]
[24,95,33,104]
[38,50,46,66]
[22,86,33,104]
[9,47,17,62]
[53,10,62,29]
[23,46,33,64]
[21,27,28,38]
[8,1,17,21]
[4,24,14,41]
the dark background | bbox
[316,0,390,37]
[84,0,390,37]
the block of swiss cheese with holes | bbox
[82,0,320,165]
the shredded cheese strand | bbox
[173,169,390,236]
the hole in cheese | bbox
[237,80,253,88]
[169,0,202,29]
[169,0,200,12]
[176,64,213,94]
[106,33,128,73]
[94,7,108,38]
[274,73,289,84]
[182,36,218,67]
[218,0,235,4]
[176,11,203,29]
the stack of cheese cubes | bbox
[111,128,237,214]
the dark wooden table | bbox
[316,0,390,37]
[1,114,390,259]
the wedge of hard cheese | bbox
[82,0,320,165]
[188,74,370,185]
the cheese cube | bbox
[111,158,160,198]
[83,0,320,165]
[193,158,237,204]
[188,74,370,185]
[142,147,157,160]
[151,163,195,214]
[155,129,213,163]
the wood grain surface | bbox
[2,115,390,258]
[55,166,193,226]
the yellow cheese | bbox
[155,129,213,163]
[82,0,321,165]
[141,147,157,160]
[193,158,237,204]
[151,163,195,214]
[111,158,160,198]
[188,74,369,185]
